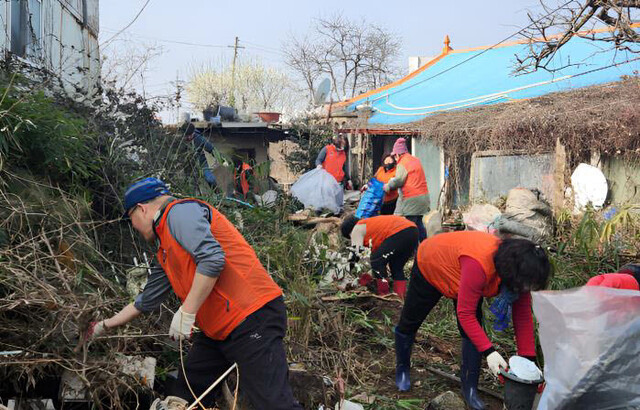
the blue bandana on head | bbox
[489,285,520,332]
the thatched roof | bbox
[372,78,640,160]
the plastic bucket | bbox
[500,369,543,410]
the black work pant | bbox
[380,199,397,215]
[404,215,427,242]
[396,264,483,339]
[370,227,419,281]
[170,297,302,409]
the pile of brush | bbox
[0,171,172,408]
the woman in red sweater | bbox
[394,231,550,410]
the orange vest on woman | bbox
[356,215,416,252]
[155,199,282,340]
[397,153,428,199]
[374,166,399,203]
[416,231,501,298]
[323,144,346,183]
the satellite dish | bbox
[313,78,331,106]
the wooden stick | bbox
[186,363,238,410]
[424,365,503,400]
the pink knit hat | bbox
[391,138,408,155]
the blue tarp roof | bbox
[344,30,640,125]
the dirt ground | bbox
[292,294,506,409]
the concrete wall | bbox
[413,138,443,210]
[470,150,555,204]
[603,157,640,205]
[267,140,301,189]
[1,0,100,99]
[203,134,270,193]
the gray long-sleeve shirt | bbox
[133,201,226,313]
[315,145,350,180]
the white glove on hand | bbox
[383,183,390,193]
[316,164,323,169]
[169,306,196,341]
[86,320,108,340]
[487,351,508,376]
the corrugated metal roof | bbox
[343,25,640,125]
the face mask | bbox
[383,163,394,171]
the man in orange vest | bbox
[384,138,430,241]
[394,231,550,410]
[85,178,302,409]
[316,134,353,189]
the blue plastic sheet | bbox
[355,178,384,219]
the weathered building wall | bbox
[267,140,301,189]
[470,151,555,204]
[1,0,100,99]
[603,157,640,205]
[413,138,443,210]
[203,134,270,193]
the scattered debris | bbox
[334,399,364,410]
[424,210,443,237]
[348,392,375,405]
[426,391,466,410]
[463,203,501,233]
[496,188,552,243]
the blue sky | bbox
[100,0,546,122]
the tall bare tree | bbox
[516,0,640,73]
[283,14,402,103]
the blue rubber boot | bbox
[394,327,415,392]
[460,338,486,410]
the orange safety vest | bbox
[397,153,428,199]
[356,215,416,252]
[234,163,252,197]
[375,166,399,203]
[322,144,346,183]
[416,231,501,299]
[155,199,282,340]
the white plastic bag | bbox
[571,163,608,212]
[290,168,344,214]
[532,287,640,409]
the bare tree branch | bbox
[515,0,639,74]
[283,13,402,103]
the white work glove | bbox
[486,351,508,377]
[169,306,196,341]
[316,164,323,169]
[383,183,390,193]
[86,320,109,340]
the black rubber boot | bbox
[394,326,415,392]
[460,338,486,410]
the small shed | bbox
[193,121,292,192]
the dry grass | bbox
[375,78,640,165]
